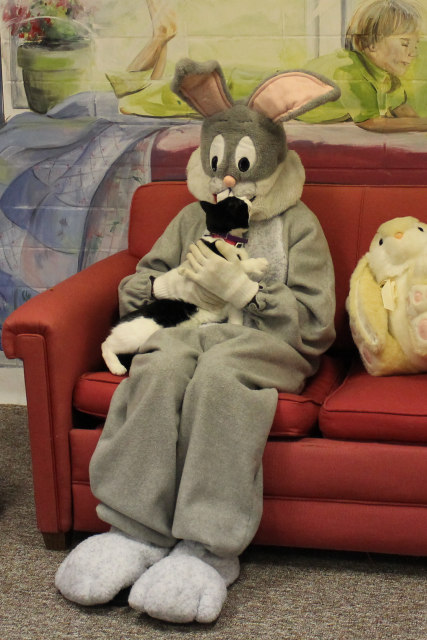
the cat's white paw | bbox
[242,257,269,278]
[253,257,269,276]
[101,343,127,376]
[108,361,127,376]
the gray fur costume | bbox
[90,149,335,555]
[55,58,339,624]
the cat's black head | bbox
[200,197,249,234]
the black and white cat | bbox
[102,196,268,375]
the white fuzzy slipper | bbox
[55,528,169,606]
[128,540,240,623]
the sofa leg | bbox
[42,531,73,551]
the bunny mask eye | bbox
[209,135,225,172]
[235,136,256,173]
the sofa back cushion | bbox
[129,182,196,258]
[128,182,427,350]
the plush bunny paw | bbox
[408,285,427,317]
[349,319,379,374]
[55,529,169,605]
[406,286,427,355]
[408,312,427,356]
[358,342,381,374]
[128,540,239,623]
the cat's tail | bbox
[102,317,161,376]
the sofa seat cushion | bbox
[73,354,344,438]
[320,358,427,443]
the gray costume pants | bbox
[90,323,313,557]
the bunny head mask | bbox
[171,59,340,215]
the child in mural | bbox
[300,0,427,131]
[112,0,427,130]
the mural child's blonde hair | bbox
[345,0,423,52]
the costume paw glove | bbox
[179,240,259,310]
[153,268,225,312]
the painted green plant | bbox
[2,0,94,44]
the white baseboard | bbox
[0,366,27,405]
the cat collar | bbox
[209,232,248,247]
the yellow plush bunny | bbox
[347,216,427,376]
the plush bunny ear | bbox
[247,70,341,122]
[171,58,235,118]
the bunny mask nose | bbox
[223,175,236,188]
[394,232,403,239]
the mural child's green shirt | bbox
[299,49,408,124]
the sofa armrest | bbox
[2,250,138,535]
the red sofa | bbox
[4,181,427,555]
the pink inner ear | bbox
[180,71,233,117]
[248,72,333,122]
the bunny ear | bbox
[171,58,235,118]
[247,70,341,122]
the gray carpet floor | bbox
[2,404,427,640]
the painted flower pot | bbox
[17,38,92,114]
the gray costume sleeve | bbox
[244,201,336,358]
[118,203,206,317]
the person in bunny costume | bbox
[55,59,339,623]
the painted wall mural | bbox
[0,0,427,346]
